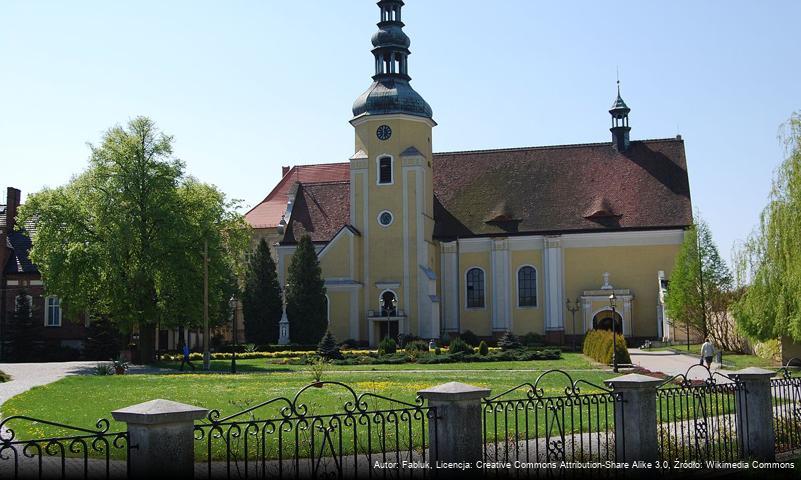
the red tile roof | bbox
[244,164,350,228]
[268,138,692,244]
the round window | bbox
[378,210,393,227]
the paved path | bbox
[628,348,726,381]
[0,361,165,410]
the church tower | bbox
[350,0,439,344]
[610,82,631,152]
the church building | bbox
[245,0,693,346]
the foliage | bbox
[434,347,441,355]
[582,330,631,365]
[403,340,429,353]
[317,331,343,360]
[306,357,329,383]
[3,291,40,362]
[285,235,327,344]
[0,370,9,382]
[498,331,522,351]
[18,117,250,362]
[83,312,121,360]
[664,215,734,343]
[520,332,545,347]
[447,337,474,355]
[112,357,129,374]
[94,363,114,376]
[459,330,480,347]
[378,336,397,355]
[478,340,489,356]
[242,238,283,345]
[734,113,801,342]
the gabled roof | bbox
[282,181,351,243]
[1,205,39,274]
[267,138,693,244]
[244,164,350,229]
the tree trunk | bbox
[137,324,156,365]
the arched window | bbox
[517,266,537,307]
[465,268,485,308]
[46,296,62,327]
[378,156,393,185]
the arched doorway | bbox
[592,310,623,334]
[380,291,398,317]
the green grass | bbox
[155,352,597,373]
[2,359,613,461]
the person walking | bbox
[700,338,715,369]
[180,342,196,371]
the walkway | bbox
[628,348,725,381]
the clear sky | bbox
[1,1,799,263]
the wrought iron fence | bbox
[655,365,746,466]
[772,358,801,455]
[0,415,130,479]
[193,381,437,479]
[481,369,623,474]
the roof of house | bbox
[1,205,39,274]
[267,138,693,244]
[244,163,350,229]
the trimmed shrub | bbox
[317,331,343,360]
[378,336,397,355]
[582,330,631,365]
[498,331,522,351]
[434,347,442,355]
[478,340,489,356]
[448,337,473,355]
[520,332,545,347]
[404,340,429,353]
[459,330,480,347]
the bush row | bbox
[582,330,631,365]
[279,346,561,366]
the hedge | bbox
[582,330,631,365]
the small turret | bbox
[609,82,631,152]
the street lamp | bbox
[565,297,580,352]
[609,292,618,373]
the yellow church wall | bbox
[318,233,353,279]
[563,244,680,337]
[458,251,493,336]
[510,249,545,336]
[326,291,352,341]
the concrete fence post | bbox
[604,373,664,463]
[112,399,208,479]
[729,367,776,461]
[418,381,491,467]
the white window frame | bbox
[515,265,539,308]
[376,154,394,186]
[464,267,487,310]
[45,295,62,327]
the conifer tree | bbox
[317,331,342,360]
[83,309,121,360]
[242,238,283,344]
[285,235,327,344]
[5,291,37,362]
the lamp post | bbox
[609,292,618,373]
[229,295,237,374]
[565,297,580,352]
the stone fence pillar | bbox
[418,382,490,468]
[112,399,208,479]
[604,373,664,463]
[729,367,776,461]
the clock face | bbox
[376,124,392,141]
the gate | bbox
[0,415,130,479]
[655,365,747,465]
[193,381,438,479]
[481,369,623,473]
[772,358,801,455]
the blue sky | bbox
[1,1,799,263]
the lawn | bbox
[2,358,615,462]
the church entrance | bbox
[592,310,623,334]
[378,321,399,341]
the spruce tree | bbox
[317,331,342,360]
[5,291,37,362]
[83,311,121,360]
[498,331,521,351]
[242,239,283,345]
[285,235,327,344]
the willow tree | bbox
[19,117,249,363]
[734,113,801,342]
